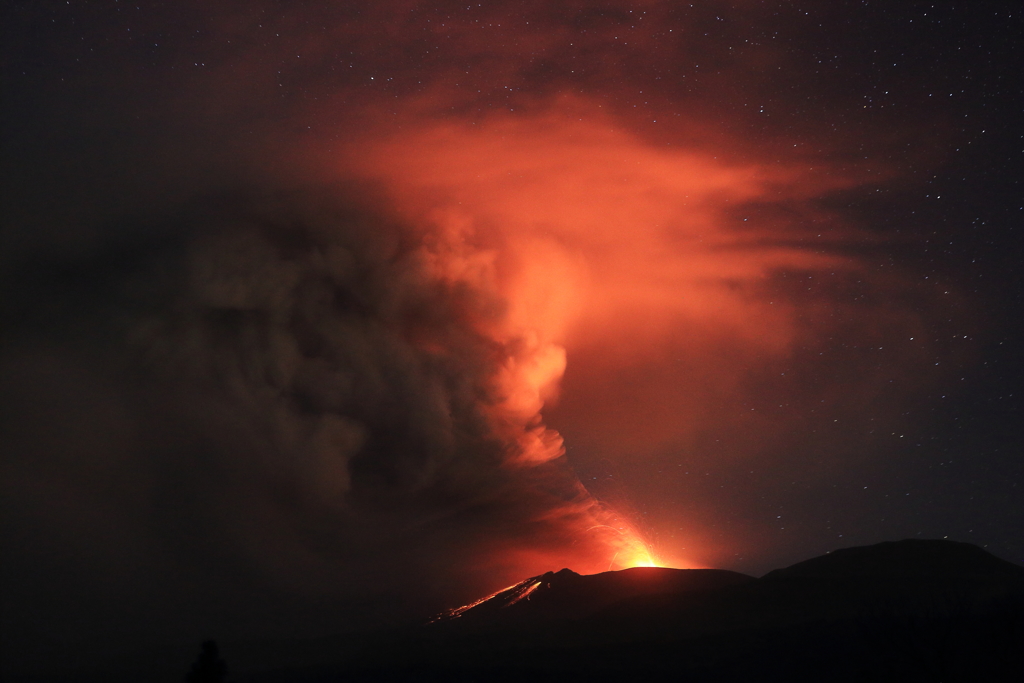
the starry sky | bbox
[2,0,1022,677]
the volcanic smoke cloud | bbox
[339,100,950,571]
[1,0,963,658]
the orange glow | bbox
[437,578,543,621]
[585,524,660,571]
[627,555,660,569]
[505,580,542,607]
[435,581,521,621]
[342,98,861,576]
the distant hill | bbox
[764,538,1024,580]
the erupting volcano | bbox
[3,2,1021,681]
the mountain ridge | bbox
[434,565,755,625]
[323,539,1024,682]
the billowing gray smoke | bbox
[0,188,589,670]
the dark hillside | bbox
[311,540,1024,683]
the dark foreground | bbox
[14,540,1024,682]
[249,540,1024,683]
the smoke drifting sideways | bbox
[343,105,961,570]
[1,0,969,668]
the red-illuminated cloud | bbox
[2,4,971,663]
[323,99,898,572]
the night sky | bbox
[2,0,1022,677]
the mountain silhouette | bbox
[433,565,754,625]
[764,538,1024,580]
[310,539,1024,683]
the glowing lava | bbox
[585,524,661,570]
[435,578,543,621]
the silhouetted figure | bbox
[186,640,227,683]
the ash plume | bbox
[0,186,646,654]
[1,1,983,675]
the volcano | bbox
[308,540,1024,683]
